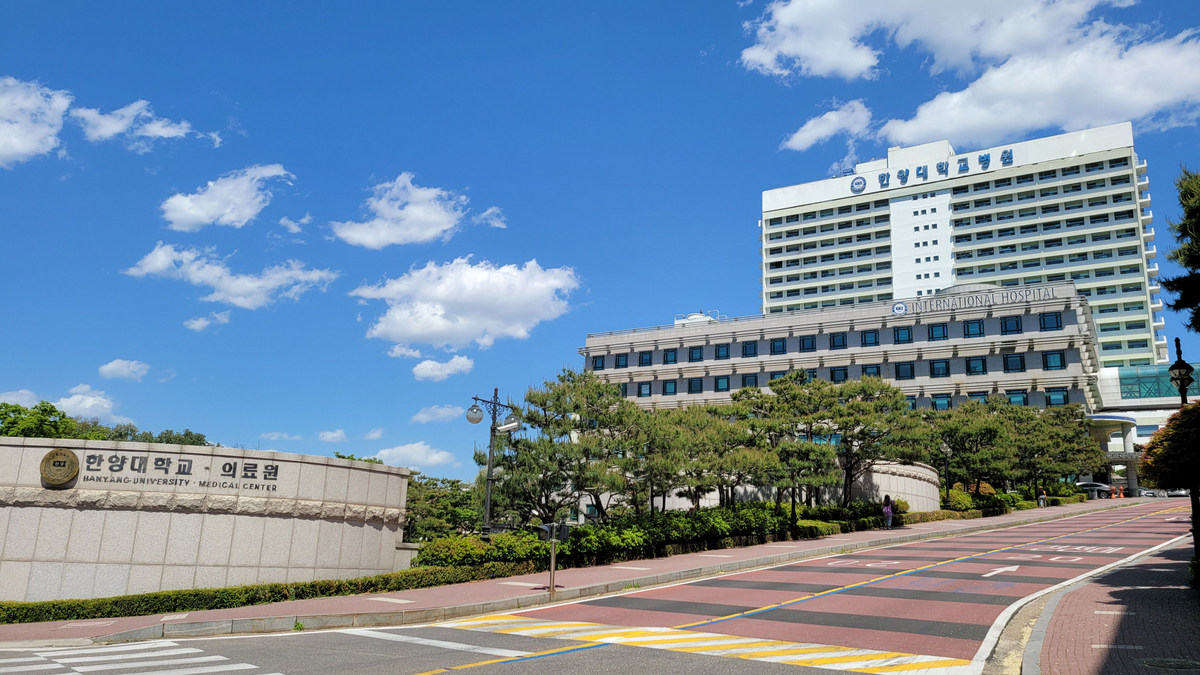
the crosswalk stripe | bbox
[0,659,46,666]
[73,655,228,673]
[446,615,973,672]
[342,628,529,658]
[130,664,258,675]
[55,648,203,664]
[0,664,61,674]
[34,641,178,657]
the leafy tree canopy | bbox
[1162,166,1200,332]
[0,401,211,446]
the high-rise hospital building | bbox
[759,122,1162,367]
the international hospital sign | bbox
[892,285,1060,316]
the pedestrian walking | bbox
[1038,487,1047,508]
[882,495,894,529]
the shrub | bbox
[0,561,535,625]
[1013,500,1039,510]
[892,498,910,514]
[946,488,974,511]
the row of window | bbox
[953,223,1138,245]
[624,357,1075,398]
[768,293,896,312]
[955,209,1137,228]
[948,160,1130,196]
[766,216,890,240]
[592,314,1064,370]
[766,199,891,228]
[952,185,1134,213]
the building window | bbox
[663,349,677,365]
[770,371,786,380]
[687,378,703,394]
[614,353,628,369]
[968,391,989,403]
[771,338,788,355]
[1001,316,1023,335]
[742,374,759,388]
[637,382,651,398]
[805,368,818,381]
[830,367,849,383]
[715,344,730,360]
[638,351,652,367]
[662,380,677,396]
[861,329,879,347]
[742,342,758,358]
[906,396,916,410]
[1003,354,1026,373]
[1043,351,1066,370]
[964,319,984,338]
[830,332,848,350]
[688,346,703,362]
[592,355,605,370]
[862,364,881,378]
[715,376,730,392]
[966,356,988,375]
[1046,388,1068,407]
[896,362,916,380]
[932,394,952,410]
[1007,390,1028,406]
[798,335,815,352]
[930,359,951,378]
[1039,312,1063,331]
[928,323,949,341]
[894,326,913,344]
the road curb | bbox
[93,501,1141,644]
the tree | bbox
[1139,402,1200,564]
[660,405,723,511]
[934,399,1010,495]
[1,401,82,439]
[403,474,479,542]
[830,377,931,506]
[1162,167,1200,332]
[334,452,383,464]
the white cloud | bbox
[413,356,474,382]
[125,242,338,310]
[98,358,150,382]
[160,164,293,232]
[319,429,347,442]
[183,310,232,332]
[387,344,423,358]
[279,213,312,234]
[741,0,1114,81]
[55,384,131,424]
[261,431,301,441]
[879,27,1200,147]
[350,256,579,350]
[364,428,384,440]
[411,404,465,424]
[369,441,457,469]
[782,99,871,151]
[0,76,72,169]
[472,206,507,229]
[331,173,469,249]
[0,389,39,407]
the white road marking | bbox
[367,597,415,604]
[35,641,178,657]
[498,581,542,587]
[133,665,257,675]
[0,664,60,674]
[73,655,228,672]
[55,648,204,664]
[982,565,1021,577]
[342,628,529,657]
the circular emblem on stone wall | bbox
[850,176,866,193]
[892,301,908,316]
[40,448,79,487]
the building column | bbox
[1123,424,1139,494]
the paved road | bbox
[1,502,1187,675]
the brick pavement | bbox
[1029,538,1200,675]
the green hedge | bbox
[0,561,534,626]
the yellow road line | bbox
[856,658,973,672]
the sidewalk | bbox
[0,498,1172,654]
[1025,537,1200,674]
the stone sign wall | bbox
[0,437,410,602]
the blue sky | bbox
[3,1,1200,480]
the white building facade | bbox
[582,282,1098,413]
[760,122,1162,368]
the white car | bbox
[1075,481,1114,499]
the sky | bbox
[3,1,1200,481]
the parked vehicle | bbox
[1075,481,1114,499]
[1136,488,1161,498]
[1167,488,1190,498]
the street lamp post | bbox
[1168,337,1194,407]
[466,388,521,536]
[939,443,952,506]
